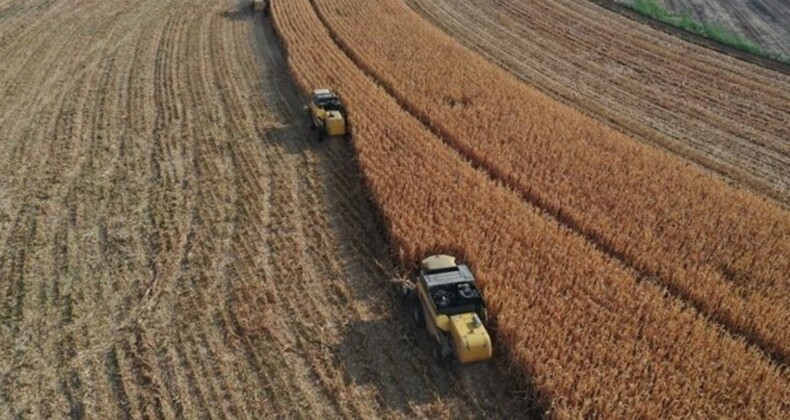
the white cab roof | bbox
[421,255,457,271]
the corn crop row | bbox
[311,0,790,364]
[271,1,789,417]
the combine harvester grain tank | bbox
[404,255,493,363]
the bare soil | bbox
[407,0,790,204]
[0,1,531,418]
[656,0,790,58]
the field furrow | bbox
[0,0,539,417]
[4,0,786,418]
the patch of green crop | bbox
[628,0,790,64]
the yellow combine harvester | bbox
[308,89,348,141]
[251,0,269,15]
[404,255,492,363]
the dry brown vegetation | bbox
[408,0,790,204]
[2,0,788,418]
[311,0,790,365]
[0,1,532,418]
[272,0,790,417]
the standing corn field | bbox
[311,0,790,365]
[271,0,790,417]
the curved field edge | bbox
[592,0,790,71]
[406,0,790,206]
[659,0,790,58]
[271,0,790,417]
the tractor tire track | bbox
[1,0,532,418]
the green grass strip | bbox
[629,0,790,63]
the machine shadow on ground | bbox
[335,315,543,418]
[219,5,256,22]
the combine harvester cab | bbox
[251,0,270,15]
[308,88,348,141]
[406,255,492,363]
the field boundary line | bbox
[305,0,787,367]
[587,0,790,75]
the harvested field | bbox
[407,0,790,204]
[3,0,789,418]
[272,0,790,417]
[0,1,531,418]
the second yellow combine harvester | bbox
[404,255,492,363]
[251,0,270,15]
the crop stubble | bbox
[0,0,530,418]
